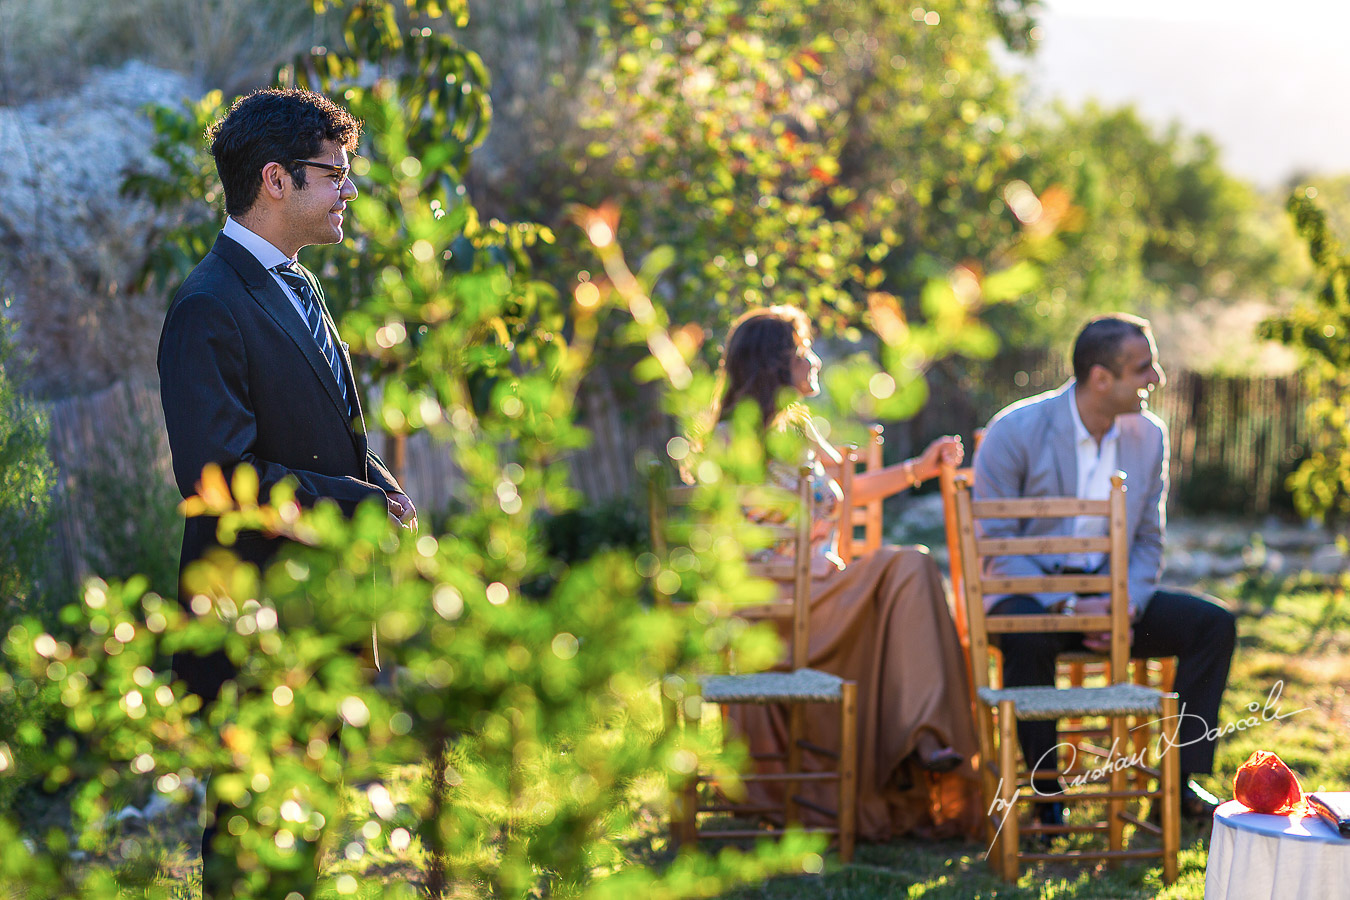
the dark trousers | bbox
[991,589,1236,789]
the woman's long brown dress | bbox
[727,544,982,841]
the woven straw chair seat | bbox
[977,683,1163,722]
[701,668,845,704]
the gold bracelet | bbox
[904,459,916,488]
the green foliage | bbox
[124,91,231,295]
[1261,192,1350,521]
[579,0,866,331]
[67,422,183,604]
[0,239,825,896]
[487,0,1040,355]
[1010,103,1302,348]
[540,499,649,566]
[0,315,59,816]
[0,317,55,629]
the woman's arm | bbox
[849,435,964,507]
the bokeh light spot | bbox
[552,632,579,660]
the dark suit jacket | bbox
[158,232,401,698]
[973,380,1168,614]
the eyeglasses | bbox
[291,158,352,185]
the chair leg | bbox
[663,688,685,850]
[1160,694,1181,885]
[1107,716,1127,861]
[1159,657,1177,693]
[785,703,803,828]
[1130,660,1150,793]
[1065,661,1087,754]
[997,700,1020,882]
[838,683,857,863]
[682,692,702,848]
[976,702,1000,847]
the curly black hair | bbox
[207,88,362,218]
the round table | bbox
[1206,798,1350,899]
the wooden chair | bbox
[817,424,884,563]
[951,473,1180,882]
[844,424,885,561]
[939,455,1177,787]
[649,464,858,861]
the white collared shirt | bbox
[1067,393,1120,572]
[222,217,310,326]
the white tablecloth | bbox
[1205,798,1350,899]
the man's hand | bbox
[386,491,418,532]
[1073,594,1133,652]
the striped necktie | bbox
[273,261,352,416]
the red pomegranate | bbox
[1233,750,1304,814]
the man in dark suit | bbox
[974,314,1236,825]
[158,88,415,898]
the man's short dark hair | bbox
[207,88,362,218]
[1072,313,1152,381]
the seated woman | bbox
[711,305,979,841]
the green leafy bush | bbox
[1262,192,1350,522]
[0,315,59,814]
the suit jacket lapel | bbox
[210,235,356,432]
[1049,382,1078,497]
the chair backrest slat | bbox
[650,460,819,672]
[789,464,812,669]
[952,471,1132,690]
[982,575,1112,595]
[938,428,985,659]
[970,497,1109,518]
[985,613,1112,634]
[820,427,881,562]
[976,535,1112,557]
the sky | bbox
[1013,0,1350,187]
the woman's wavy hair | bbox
[715,305,812,429]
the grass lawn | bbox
[24,569,1350,897]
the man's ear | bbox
[259,161,291,201]
[1085,363,1113,390]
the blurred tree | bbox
[1007,103,1304,347]
[1261,192,1350,522]
[470,0,1039,344]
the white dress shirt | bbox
[1067,393,1120,573]
[222,217,310,326]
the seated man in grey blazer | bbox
[974,313,1236,825]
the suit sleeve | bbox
[160,291,387,515]
[365,447,402,495]
[973,414,1070,609]
[1128,424,1167,615]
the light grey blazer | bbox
[972,380,1167,613]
